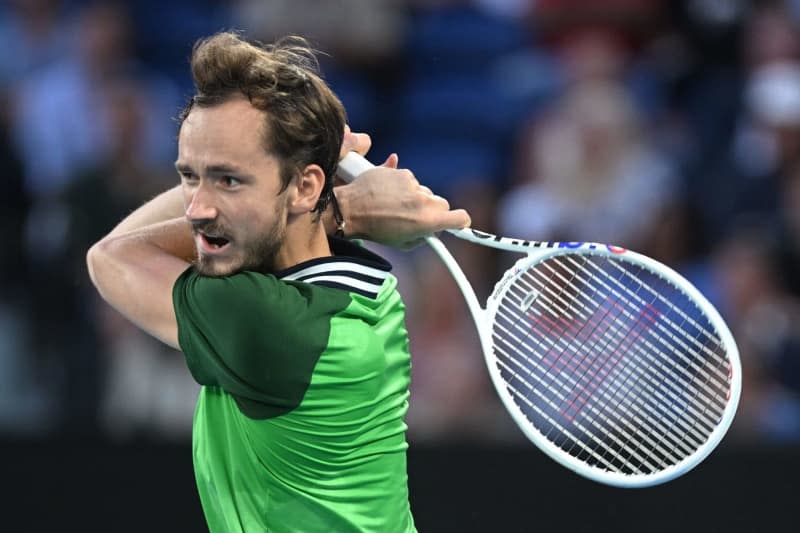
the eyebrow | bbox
[174,162,245,175]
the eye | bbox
[180,172,198,184]
[220,175,241,188]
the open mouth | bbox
[199,232,231,252]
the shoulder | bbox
[173,268,353,329]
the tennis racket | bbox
[337,152,741,488]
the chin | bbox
[195,255,242,277]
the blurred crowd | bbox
[1,0,799,446]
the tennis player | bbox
[86,32,470,532]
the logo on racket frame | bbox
[469,229,627,254]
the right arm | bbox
[332,157,471,249]
[86,186,194,349]
[327,128,471,248]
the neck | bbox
[273,216,331,271]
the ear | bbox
[287,163,325,215]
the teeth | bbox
[202,233,228,249]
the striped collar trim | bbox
[278,238,391,299]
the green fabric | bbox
[173,262,415,533]
[173,270,352,418]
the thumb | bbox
[381,153,399,169]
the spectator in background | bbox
[399,0,677,443]
[740,61,800,288]
[9,1,182,435]
[499,79,678,253]
[685,1,799,241]
[60,79,197,439]
[12,1,179,199]
[0,0,69,88]
[0,0,70,434]
[711,225,800,442]
[0,88,51,433]
[402,249,521,443]
[696,2,800,291]
[498,0,679,257]
[228,0,408,137]
[229,0,407,67]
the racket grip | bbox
[337,152,375,183]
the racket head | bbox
[481,244,741,488]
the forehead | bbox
[178,96,271,166]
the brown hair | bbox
[179,31,346,214]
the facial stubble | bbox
[195,208,287,277]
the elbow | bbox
[86,238,116,292]
[86,242,99,287]
[86,240,104,289]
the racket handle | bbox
[337,152,375,183]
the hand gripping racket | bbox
[337,152,741,488]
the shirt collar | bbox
[277,237,392,299]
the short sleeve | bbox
[172,267,353,418]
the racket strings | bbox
[511,264,721,437]
[537,258,724,468]
[494,306,696,475]
[579,256,730,389]
[557,255,730,387]
[529,257,725,468]
[531,273,700,471]
[492,266,656,469]
[493,320,685,472]
[584,256,731,456]
[491,254,732,475]
[494,296,701,472]
[518,263,678,454]
[571,257,732,432]
[557,264,727,420]
[538,254,730,413]
[490,323,651,471]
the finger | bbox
[339,127,372,159]
[425,192,450,209]
[381,153,399,169]
[399,237,426,251]
[429,208,472,232]
[418,185,434,196]
[340,125,354,155]
[351,132,371,156]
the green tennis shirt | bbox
[172,239,416,533]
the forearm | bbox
[86,185,195,349]
[87,218,190,349]
[92,183,195,267]
[106,185,187,240]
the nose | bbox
[185,183,218,222]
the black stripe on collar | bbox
[277,237,392,298]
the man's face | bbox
[176,96,288,277]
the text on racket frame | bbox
[469,229,627,254]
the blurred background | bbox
[1,0,798,531]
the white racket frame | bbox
[338,152,742,488]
